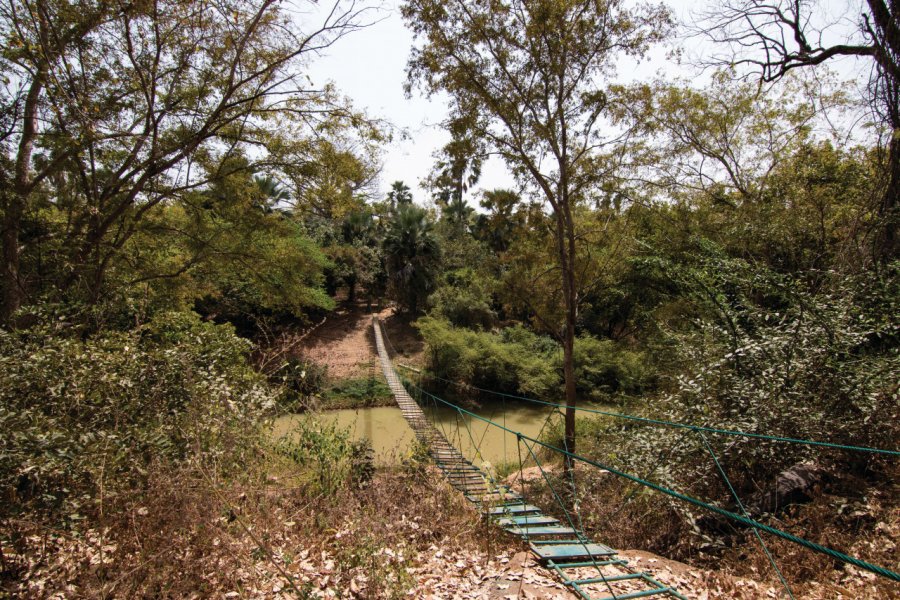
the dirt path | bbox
[297,301,425,379]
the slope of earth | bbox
[296,302,425,380]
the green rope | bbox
[400,367,899,456]
[598,427,693,536]
[410,383,900,583]
[698,431,796,600]
[518,435,621,600]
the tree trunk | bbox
[879,128,899,260]
[1,70,43,325]
[562,303,577,472]
[1,198,24,324]
[561,206,578,482]
[551,191,579,482]
[348,276,357,303]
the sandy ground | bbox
[297,301,425,379]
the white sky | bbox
[303,0,867,203]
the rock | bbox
[698,461,827,535]
[747,461,826,515]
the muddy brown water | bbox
[272,401,612,466]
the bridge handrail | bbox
[398,375,900,583]
[395,365,899,457]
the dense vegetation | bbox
[0,0,897,597]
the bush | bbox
[0,309,274,521]
[276,356,328,410]
[415,317,559,399]
[324,377,393,407]
[276,418,373,495]
[571,336,654,400]
[579,259,900,513]
[417,316,654,402]
[427,268,497,329]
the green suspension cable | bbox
[519,434,621,600]
[409,383,900,583]
[697,430,796,600]
[399,366,899,456]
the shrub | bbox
[276,418,373,495]
[0,309,274,521]
[415,317,559,399]
[416,316,653,402]
[324,377,393,407]
[580,259,900,512]
[427,268,497,329]
[571,336,654,400]
[276,356,328,410]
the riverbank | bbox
[2,438,799,600]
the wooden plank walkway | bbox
[373,318,686,600]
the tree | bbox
[695,0,899,258]
[441,195,474,231]
[119,154,334,324]
[254,175,292,214]
[387,180,413,208]
[402,0,671,472]
[338,209,386,305]
[383,203,440,313]
[279,137,381,220]
[474,188,525,253]
[621,71,850,205]
[0,0,372,323]
[428,116,483,206]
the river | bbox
[272,401,608,466]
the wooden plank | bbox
[494,515,559,527]
[467,492,522,503]
[548,559,626,569]
[486,504,542,515]
[531,542,616,562]
[505,525,580,536]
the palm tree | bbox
[342,210,375,244]
[383,204,441,313]
[254,175,291,213]
[387,181,414,209]
[442,196,474,232]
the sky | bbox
[305,1,472,201]
[303,0,867,203]
[304,0,699,201]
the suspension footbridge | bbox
[372,316,900,600]
[374,317,688,600]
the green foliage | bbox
[276,357,329,411]
[327,209,386,303]
[428,268,497,329]
[473,189,525,254]
[324,377,393,407]
[0,309,273,520]
[417,316,656,403]
[384,204,441,313]
[674,258,898,451]
[0,0,376,321]
[570,336,653,400]
[276,418,373,495]
[577,258,900,509]
[387,181,413,208]
[416,316,559,400]
[113,157,336,328]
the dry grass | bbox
[0,449,507,599]
[508,459,899,599]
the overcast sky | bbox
[303,0,867,204]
